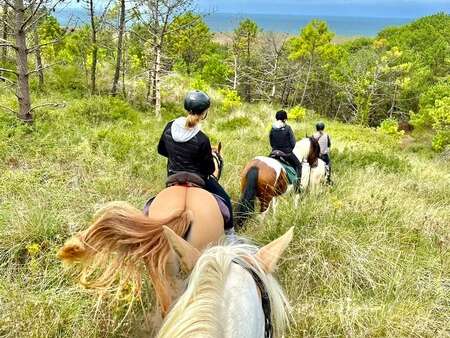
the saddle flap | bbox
[166,172,205,188]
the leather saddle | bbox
[269,150,291,166]
[166,171,205,188]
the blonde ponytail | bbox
[185,114,201,128]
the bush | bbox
[66,97,140,124]
[288,106,307,121]
[218,89,241,112]
[216,116,251,130]
[378,118,404,137]
[189,76,209,92]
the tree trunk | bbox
[1,3,7,64]
[300,56,313,106]
[245,34,251,101]
[32,8,44,90]
[270,56,279,101]
[233,54,238,90]
[15,0,32,122]
[89,0,97,95]
[121,36,127,97]
[154,43,161,118]
[111,0,125,96]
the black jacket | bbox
[269,124,296,154]
[157,121,215,179]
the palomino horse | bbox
[236,137,322,227]
[58,144,225,317]
[157,226,293,338]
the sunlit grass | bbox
[0,90,449,337]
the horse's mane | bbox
[157,237,290,338]
[307,136,321,166]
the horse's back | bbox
[149,186,224,250]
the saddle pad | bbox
[281,163,298,185]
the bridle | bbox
[232,259,273,338]
[212,150,224,181]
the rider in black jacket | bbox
[269,110,302,188]
[157,91,233,229]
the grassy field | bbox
[0,85,449,337]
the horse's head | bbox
[158,226,293,338]
[294,137,320,166]
[307,136,320,166]
[211,142,224,180]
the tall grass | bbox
[0,91,448,337]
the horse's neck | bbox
[223,264,265,338]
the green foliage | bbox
[289,20,336,61]
[200,53,233,87]
[66,97,140,124]
[412,81,450,127]
[378,118,404,137]
[216,116,251,130]
[219,88,242,112]
[233,19,259,55]
[288,106,307,121]
[189,75,210,92]
[166,12,213,75]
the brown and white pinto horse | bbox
[58,144,225,317]
[236,137,322,227]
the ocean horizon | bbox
[56,9,418,37]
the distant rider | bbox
[313,122,332,183]
[269,110,302,189]
[157,90,233,230]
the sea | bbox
[56,9,414,37]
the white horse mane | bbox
[157,237,291,338]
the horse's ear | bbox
[217,142,222,153]
[163,226,200,273]
[256,227,294,273]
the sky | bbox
[195,0,450,18]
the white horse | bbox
[157,226,294,338]
[293,137,328,192]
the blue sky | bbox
[195,0,450,18]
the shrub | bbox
[378,118,404,137]
[216,116,251,130]
[189,75,209,92]
[218,89,241,112]
[429,97,450,152]
[288,105,307,121]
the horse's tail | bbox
[236,166,259,228]
[57,201,192,314]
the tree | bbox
[232,19,259,101]
[81,0,111,95]
[289,20,335,106]
[166,12,212,76]
[0,0,66,122]
[111,0,126,96]
[134,0,194,117]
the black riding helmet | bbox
[316,122,325,131]
[275,110,288,121]
[184,90,211,115]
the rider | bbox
[157,90,233,230]
[313,122,332,183]
[269,110,302,188]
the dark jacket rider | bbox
[157,90,233,230]
[269,110,302,186]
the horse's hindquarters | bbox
[149,186,224,251]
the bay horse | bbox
[236,137,323,227]
[58,144,225,317]
[157,226,293,338]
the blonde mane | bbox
[157,238,291,338]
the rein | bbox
[212,151,224,181]
[232,259,273,338]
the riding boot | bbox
[294,166,303,193]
